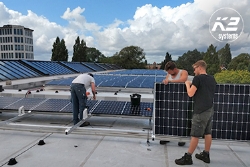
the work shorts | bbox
[190,107,214,137]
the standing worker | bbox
[175,60,217,165]
[162,61,188,146]
[71,73,96,126]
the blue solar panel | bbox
[91,101,126,115]
[122,102,153,117]
[5,98,47,111]
[0,96,22,109]
[82,62,105,71]
[60,62,94,73]
[32,99,71,112]
[60,100,98,113]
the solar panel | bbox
[90,101,126,115]
[122,102,153,117]
[32,99,70,112]
[0,96,22,109]
[4,98,47,111]
[60,100,98,113]
[153,83,250,140]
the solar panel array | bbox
[0,97,153,117]
[46,74,166,89]
[154,83,250,141]
[0,60,121,81]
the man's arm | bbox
[91,82,96,100]
[170,70,188,83]
[163,74,170,84]
[185,80,197,97]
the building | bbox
[0,24,34,60]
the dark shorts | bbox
[190,107,214,137]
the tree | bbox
[51,37,68,61]
[86,47,105,62]
[72,36,87,62]
[175,49,204,75]
[228,53,250,71]
[160,52,172,69]
[218,43,232,69]
[203,44,220,75]
[116,46,146,69]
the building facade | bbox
[0,25,34,60]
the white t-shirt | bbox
[72,74,95,90]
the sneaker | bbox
[175,153,193,165]
[195,150,210,163]
[80,121,90,127]
[178,142,186,146]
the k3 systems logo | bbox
[209,7,244,42]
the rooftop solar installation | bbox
[0,97,153,117]
[153,83,250,141]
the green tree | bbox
[86,47,105,62]
[175,49,204,75]
[228,53,250,71]
[203,44,220,75]
[51,37,68,61]
[218,43,232,68]
[116,46,146,69]
[72,36,87,62]
[160,52,172,69]
[215,70,250,84]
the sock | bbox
[187,152,192,156]
[204,150,209,154]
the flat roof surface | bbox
[0,112,249,167]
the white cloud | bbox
[0,0,249,63]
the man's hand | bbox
[185,80,191,87]
[163,79,169,85]
[92,94,96,100]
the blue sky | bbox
[0,0,249,63]
[1,0,193,26]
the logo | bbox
[209,8,244,42]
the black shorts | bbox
[190,107,214,137]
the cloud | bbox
[0,0,249,63]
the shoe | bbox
[178,142,186,146]
[80,121,90,127]
[175,153,193,165]
[159,140,170,145]
[195,150,210,163]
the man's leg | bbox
[204,134,212,151]
[195,134,211,163]
[188,137,199,154]
[71,85,79,125]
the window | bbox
[14,29,16,34]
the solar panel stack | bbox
[153,83,250,141]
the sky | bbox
[0,0,249,63]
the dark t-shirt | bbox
[192,74,217,114]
